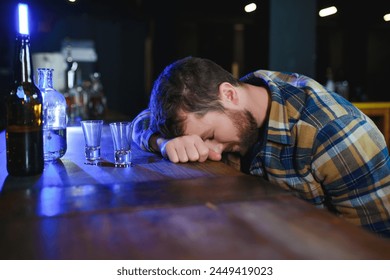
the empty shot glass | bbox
[81,120,104,161]
[109,121,133,167]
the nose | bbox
[204,139,224,154]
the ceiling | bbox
[317,0,390,28]
[3,0,390,28]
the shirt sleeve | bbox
[131,108,157,152]
[312,114,390,237]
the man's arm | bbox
[132,108,223,163]
[132,109,157,153]
[156,135,223,163]
[313,115,390,237]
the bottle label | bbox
[6,125,41,133]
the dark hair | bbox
[149,57,240,138]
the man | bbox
[133,56,390,237]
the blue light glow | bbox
[18,3,29,35]
[39,187,62,217]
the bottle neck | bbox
[14,34,34,84]
[66,61,78,90]
[38,68,54,89]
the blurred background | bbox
[1,0,390,128]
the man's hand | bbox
[155,135,223,163]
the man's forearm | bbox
[149,134,162,153]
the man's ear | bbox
[218,82,239,106]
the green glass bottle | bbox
[6,32,44,176]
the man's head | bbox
[184,107,260,156]
[149,56,241,138]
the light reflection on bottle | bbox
[18,3,29,35]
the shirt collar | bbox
[240,70,297,146]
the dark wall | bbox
[269,0,317,77]
[0,0,149,129]
[316,0,390,101]
[0,0,268,130]
[0,1,15,130]
[35,14,148,117]
[2,0,390,131]
[149,0,268,79]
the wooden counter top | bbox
[1,126,389,260]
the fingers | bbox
[193,140,209,162]
[160,135,222,163]
[207,149,222,161]
[205,142,223,161]
[161,140,181,163]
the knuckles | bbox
[164,135,219,163]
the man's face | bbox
[183,108,259,156]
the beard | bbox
[225,109,260,155]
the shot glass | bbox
[109,121,133,167]
[81,120,104,161]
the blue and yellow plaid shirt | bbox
[133,70,390,238]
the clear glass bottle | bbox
[6,33,44,176]
[38,68,67,161]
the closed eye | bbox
[201,129,214,141]
[206,131,214,141]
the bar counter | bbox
[1,125,390,260]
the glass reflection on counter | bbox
[38,187,61,217]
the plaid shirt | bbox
[133,70,390,238]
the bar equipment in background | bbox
[32,52,67,91]
[5,3,44,176]
[61,39,106,122]
[38,68,67,161]
[87,72,107,120]
[63,45,84,124]
[324,67,350,100]
[335,80,349,100]
[325,67,335,92]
